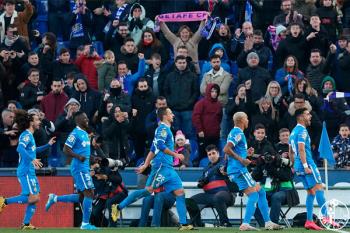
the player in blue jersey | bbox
[45,111,98,230]
[289,108,337,230]
[223,112,282,231]
[0,110,56,229]
[111,107,193,230]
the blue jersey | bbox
[226,127,248,174]
[150,123,174,168]
[17,130,36,177]
[65,127,91,174]
[289,124,315,171]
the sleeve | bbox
[160,22,178,44]
[16,133,34,160]
[65,132,77,148]
[154,127,168,151]
[36,144,50,153]
[297,129,307,144]
[227,130,242,146]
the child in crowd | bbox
[96,50,117,92]
[331,123,350,169]
[174,130,190,169]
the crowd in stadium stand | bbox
[0,0,350,170]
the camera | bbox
[262,152,274,164]
[100,157,128,170]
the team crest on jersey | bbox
[301,131,307,140]
[68,135,75,143]
[23,135,30,142]
[234,134,241,142]
[160,129,167,138]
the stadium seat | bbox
[199,157,209,167]
[56,41,70,56]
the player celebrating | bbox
[111,107,193,230]
[45,111,97,230]
[289,108,337,230]
[0,110,56,229]
[223,112,282,231]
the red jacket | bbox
[40,91,69,122]
[192,83,222,138]
[75,55,101,90]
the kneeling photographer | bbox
[90,157,128,227]
[250,125,299,225]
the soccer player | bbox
[45,111,98,230]
[0,110,56,229]
[111,107,194,230]
[223,112,282,231]
[289,108,337,230]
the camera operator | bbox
[250,125,298,225]
[90,157,128,227]
[186,145,235,227]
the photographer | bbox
[186,145,234,227]
[0,108,18,167]
[251,125,298,225]
[90,158,128,227]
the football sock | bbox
[243,191,259,224]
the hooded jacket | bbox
[40,90,69,122]
[200,43,231,77]
[71,76,101,120]
[127,4,154,44]
[192,83,222,138]
[96,61,117,92]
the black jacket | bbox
[237,43,272,69]
[163,67,199,111]
[144,66,167,96]
[337,51,350,92]
[131,88,155,133]
[19,82,45,109]
[51,60,79,80]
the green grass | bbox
[0,228,345,233]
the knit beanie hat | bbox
[175,130,186,142]
[246,52,259,63]
[276,25,287,36]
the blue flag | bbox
[245,0,252,22]
[318,121,335,165]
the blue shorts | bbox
[296,165,322,190]
[228,171,256,191]
[72,171,95,192]
[146,165,183,193]
[18,175,40,195]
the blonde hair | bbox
[104,50,115,60]
[257,96,277,120]
[265,81,282,101]
[233,112,247,125]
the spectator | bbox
[19,52,46,88]
[37,32,57,72]
[102,104,130,161]
[75,44,102,90]
[137,29,167,66]
[294,0,317,22]
[306,47,336,94]
[305,14,331,57]
[144,53,167,97]
[210,24,233,60]
[103,0,130,27]
[163,55,199,139]
[130,78,155,163]
[226,84,249,127]
[105,22,130,58]
[320,76,350,138]
[63,72,77,98]
[265,81,288,119]
[275,55,305,96]
[0,108,17,167]
[96,50,117,92]
[273,0,303,26]
[19,68,45,109]
[237,52,271,101]
[127,3,154,45]
[237,30,272,69]
[116,53,145,95]
[276,22,308,71]
[159,19,206,74]
[335,40,350,92]
[174,130,190,168]
[0,47,20,103]
[1,24,29,58]
[231,21,254,59]
[200,43,231,81]
[145,96,167,142]
[118,37,139,74]
[274,128,290,155]
[6,100,19,112]
[200,54,232,106]
[51,48,79,81]
[40,79,69,122]
[186,144,234,227]
[192,83,222,166]
[48,0,71,41]
[0,0,33,43]
[165,45,196,74]
[317,0,342,43]
[71,74,101,121]
[331,123,350,169]
[294,78,321,114]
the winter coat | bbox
[163,67,199,111]
[294,0,317,21]
[40,91,69,122]
[305,26,330,57]
[317,6,342,40]
[336,51,350,92]
[200,43,231,79]
[331,135,350,168]
[275,68,305,95]
[51,60,79,81]
[131,88,155,133]
[75,54,102,90]
[127,4,154,44]
[237,43,272,69]
[192,83,222,138]
[144,66,167,97]
[118,46,139,74]
[306,54,334,94]
[19,82,45,109]
[96,62,117,92]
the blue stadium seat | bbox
[56,41,70,57]
[189,139,198,164]
[199,157,209,167]
[92,41,104,57]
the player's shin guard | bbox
[57,194,79,203]
[316,190,328,216]
[23,204,36,225]
[119,189,150,210]
[176,194,187,225]
[258,188,271,222]
[6,195,28,204]
[306,194,315,221]
[243,191,259,224]
[82,197,93,224]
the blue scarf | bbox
[71,5,84,38]
[245,0,253,22]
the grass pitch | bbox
[0,228,345,233]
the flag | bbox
[324,91,350,101]
[318,121,335,165]
[245,0,252,22]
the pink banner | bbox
[157,11,208,22]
